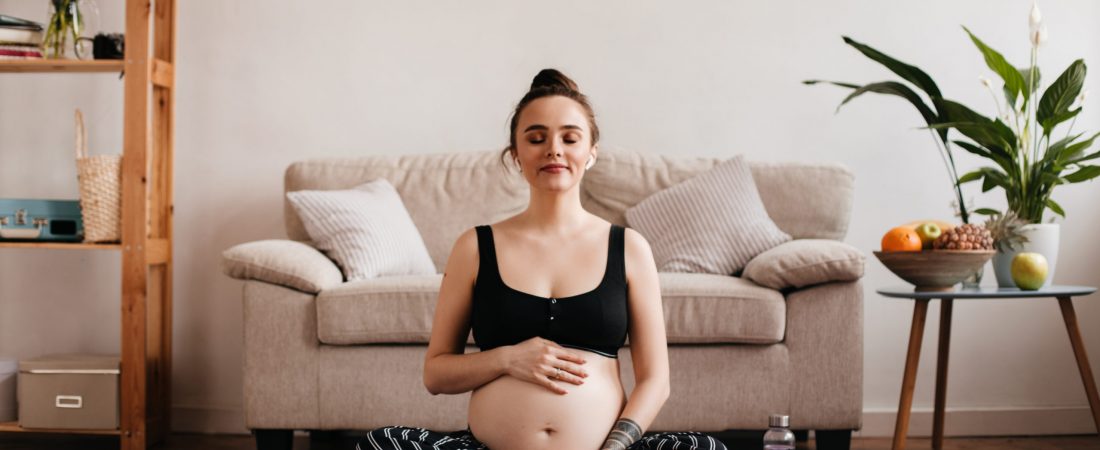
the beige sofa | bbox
[221,148,865,450]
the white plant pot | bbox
[992,223,1059,288]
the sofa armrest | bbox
[222,239,343,294]
[742,239,864,290]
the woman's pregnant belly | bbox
[467,349,626,450]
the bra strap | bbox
[611,225,626,284]
[474,225,500,280]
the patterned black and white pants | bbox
[357,425,729,450]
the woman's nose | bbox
[547,139,563,157]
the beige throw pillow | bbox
[625,155,792,276]
[742,239,865,290]
[221,239,344,293]
[287,178,436,281]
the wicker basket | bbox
[74,109,122,243]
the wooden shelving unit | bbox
[0,241,122,250]
[0,59,125,73]
[0,1,176,449]
[0,421,121,436]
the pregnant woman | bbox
[359,69,728,450]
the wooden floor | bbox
[0,432,1096,450]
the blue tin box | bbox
[0,199,84,242]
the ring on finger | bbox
[554,368,562,379]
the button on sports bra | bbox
[471,224,629,359]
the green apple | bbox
[914,222,942,249]
[1011,252,1049,290]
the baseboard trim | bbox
[169,404,1097,437]
[855,405,1097,438]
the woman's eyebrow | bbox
[523,124,584,133]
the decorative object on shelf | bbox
[808,1,1098,288]
[0,14,45,59]
[90,32,122,59]
[0,199,84,242]
[74,109,121,243]
[43,0,99,59]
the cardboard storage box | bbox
[17,354,119,430]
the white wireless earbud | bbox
[585,156,596,170]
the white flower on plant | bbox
[979,76,993,87]
[1031,24,1048,46]
[1029,1,1042,31]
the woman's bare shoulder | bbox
[444,227,480,278]
[622,226,653,255]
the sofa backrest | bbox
[284,148,854,273]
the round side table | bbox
[877,285,1099,450]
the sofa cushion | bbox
[581,147,855,241]
[742,239,866,290]
[317,275,445,345]
[657,273,786,344]
[284,151,529,273]
[221,239,343,294]
[287,179,436,281]
[625,155,792,275]
[316,273,786,346]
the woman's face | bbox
[512,96,597,192]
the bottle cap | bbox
[769,414,789,428]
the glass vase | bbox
[962,265,984,290]
[43,0,99,59]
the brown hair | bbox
[500,68,600,167]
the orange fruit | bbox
[881,226,923,252]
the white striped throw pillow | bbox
[287,178,436,282]
[625,155,791,276]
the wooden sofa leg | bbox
[254,429,293,450]
[814,429,852,450]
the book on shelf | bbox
[0,44,42,59]
[0,14,43,31]
[0,25,43,45]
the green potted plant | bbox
[806,1,1099,288]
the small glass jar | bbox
[763,414,795,450]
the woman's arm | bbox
[602,228,671,449]
[423,228,513,395]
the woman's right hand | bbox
[505,337,589,394]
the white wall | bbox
[1,0,1098,438]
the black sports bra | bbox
[471,224,629,359]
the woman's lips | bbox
[541,165,568,173]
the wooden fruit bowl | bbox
[873,250,996,292]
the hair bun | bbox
[530,68,579,92]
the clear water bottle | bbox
[763,414,795,450]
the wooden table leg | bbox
[933,298,953,450]
[1057,296,1100,434]
[893,298,930,450]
